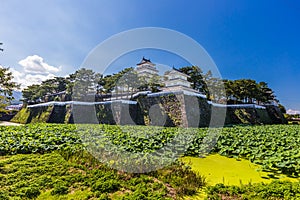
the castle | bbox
[15,57,286,127]
[135,57,200,94]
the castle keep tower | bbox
[164,68,191,88]
[135,57,159,79]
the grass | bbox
[0,151,206,199]
[1,123,299,199]
[205,181,300,200]
[10,106,54,124]
[10,107,31,124]
[30,106,53,123]
[37,190,93,200]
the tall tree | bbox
[179,66,205,92]
[223,79,277,104]
[256,81,277,104]
[70,68,101,101]
[202,70,225,101]
[22,77,70,103]
[22,84,41,103]
[138,73,164,93]
[0,66,19,112]
[118,68,141,98]
[178,66,226,101]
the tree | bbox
[232,79,259,103]
[256,81,277,104]
[101,75,116,93]
[22,84,41,103]
[70,68,101,101]
[178,66,226,102]
[179,66,205,92]
[117,68,141,98]
[278,103,286,114]
[0,66,19,112]
[22,77,70,103]
[223,79,277,105]
[202,70,225,101]
[224,80,234,102]
[148,74,164,93]
[138,73,164,93]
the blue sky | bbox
[0,0,299,111]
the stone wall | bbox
[136,93,213,127]
[137,93,184,127]
[95,102,143,125]
[265,105,287,124]
[10,96,287,126]
[223,106,286,125]
[11,106,53,124]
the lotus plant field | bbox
[0,123,299,199]
[1,124,299,176]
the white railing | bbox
[208,101,266,109]
[27,100,137,108]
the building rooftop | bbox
[164,67,189,77]
[136,57,155,66]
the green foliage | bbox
[153,161,207,197]
[0,152,202,199]
[51,184,69,195]
[71,68,101,101]
[21,68,102,104]
[178,66,225,101]
[0,124,299,198]
[186,125,300,177]
[22,77,70,103]
[0,123,81,155]
[21,185,41,198]
[0,123,208,198]
[91,179,120,193]
[179,66,205,92]
[206,181,300,200]
[64,105,72,123]
[233,109,252,124]
[10,106,54,124]
[0,66,20,113]
[30,106,53,123]
[1,124,299,176]
[278,103,287,114]
[10,107,31,124]
[0,153,69,199]
[224,79,277,104]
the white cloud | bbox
[286,109,300,115]
[18,55,61,74]
[5,55,63,90]
[9,68,23,79]
[25,74,56,85]
[9,67,56,90]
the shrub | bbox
[21,186,41,199]
[91,179,120,193]
[51,184,69,195]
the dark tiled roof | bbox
[137,57,152,65]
